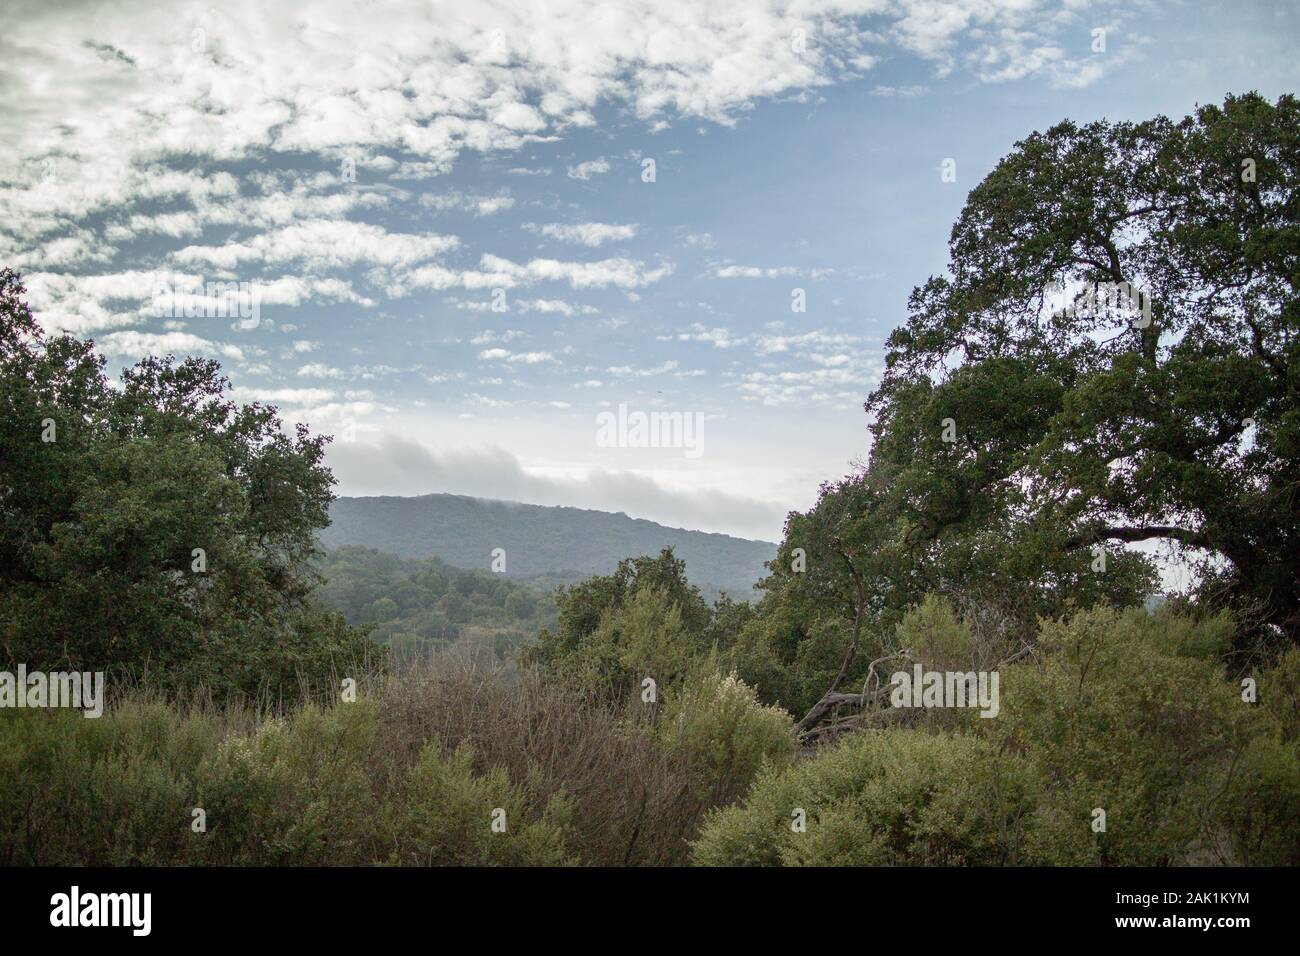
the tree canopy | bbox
[0,269,375,697]
[866,91,1299,643]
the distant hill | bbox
[321,493,777,598]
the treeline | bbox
[313,546,557,660]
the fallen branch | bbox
[793,547,868,735]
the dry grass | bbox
[371,645,718,865]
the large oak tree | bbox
[867,91,1299,643]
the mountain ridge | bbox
[321,492,778,597]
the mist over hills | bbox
[321,493,778,598]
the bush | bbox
[548,587,705,700]
[696,604,1300,866]
[372,651,745,865]
[692,729,1037,866]
[657,671,796,806]
[194,702,382,865]
[0,698,230,865]
[984,606,1296,865]
[4,609,1295,867]
[386,745,574,866]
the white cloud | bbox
[470,329,526,345]
[870,84,928,97]
[298,363,347,379]
[98,330,246,361]
[709,264,839,280]
[525,221,639,246]
[607,360,679,378]
[0,0,932,253]
[478,348,556,364]
[419,190,516,216]
[661,323,743,348]
[566,158,611,180]
[2,228,117,269]
[400,254,670,294]
[172,219,457,270]
[0,0,1134,291]
[480,254,673,289]
[231,386,338,405]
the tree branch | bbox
[794,546,867,735]
[1063,524,1212,551]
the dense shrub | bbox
[194,703,384,865]
[386,745,574,866]
[3,608,1296,867]
[985,606,1300,865]
[657,671,796,806]
[0,698,231,865]
[695,604,1300,866]
[693,729,1037,866]
[371,650,775,865]
[1,651,789,866]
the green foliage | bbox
[895,593,975,668]
[3,607,1295,867]
[695,604,1300,866]
[868,92,1300,643]
[2,692,576,866]
[736,93,1300,722]
[0,270,377,697]
[0,699,226,865]
[198,700,576,866]
[742,462,1154,718]
[983,606,1299,865]
[387,745,574,866]
[573,589,706,697]
[693,729,1036,866]
[195,702,383,864]
[657,671,796,805]
[527,548,716,696]
[726,602,860,715]
[314,546,557,660]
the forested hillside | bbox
[313,546,557,660]
[321,493,775,598]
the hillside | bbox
[313,546,558,660]
[321,493,777,597]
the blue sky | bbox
[3,0,1298,541]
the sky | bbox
[2,0,1298,542]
